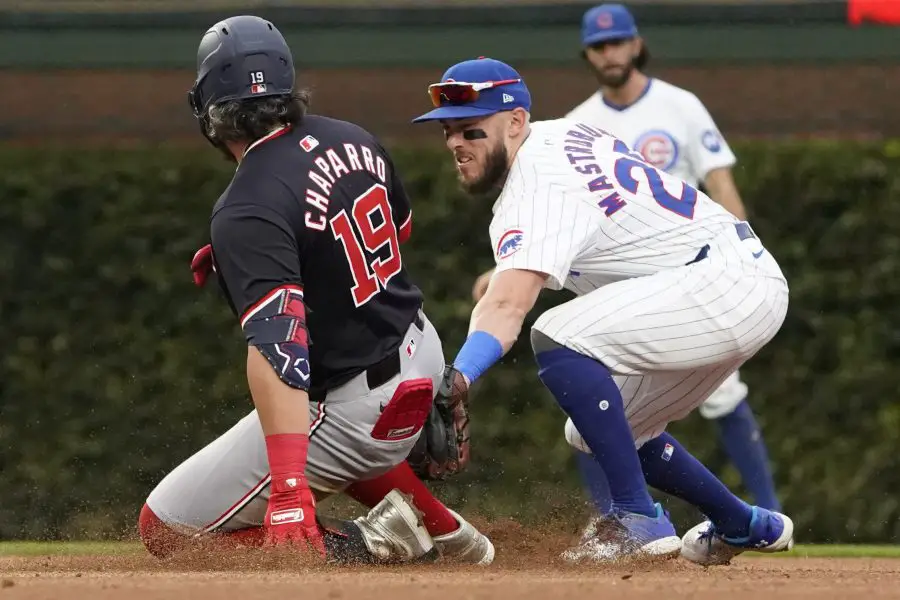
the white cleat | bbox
[681,507,795,567]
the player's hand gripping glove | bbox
[190,243,215,287]
[406,365,471,480]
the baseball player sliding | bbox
[472,3,782,558]
[412,56,794,564]
[138,15,492,566]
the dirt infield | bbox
[2,555,897,600]
[1,521,898,600]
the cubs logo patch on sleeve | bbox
[496,229,524,260]
[701,130,723,153]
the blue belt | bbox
[686,222,755,265]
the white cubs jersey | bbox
[565,79,735,186]
[489,119,739,293]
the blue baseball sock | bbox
[574,450,613,515]
[716,399,781,511]
[535,347,656,518]
[638,432,753,538]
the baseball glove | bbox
[406,365,471,480]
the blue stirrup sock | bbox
[535,347,656,518]
[638,432,753,538]
[716,399,781,511]
[574,449,613,515]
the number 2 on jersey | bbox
[330,183,402,307]
[612,139,697,219]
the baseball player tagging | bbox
[563,3,781,533]
[411,56,794,565]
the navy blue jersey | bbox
[209,116,423,396]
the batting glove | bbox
[190,244,215,287]
[264,473,326,557]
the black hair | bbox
[205,88,311,145]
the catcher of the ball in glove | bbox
[406,364,471,480]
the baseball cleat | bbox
[561,503,682,563]
[680,506,795,566]
[432,508,495,565]
[351,489,438,563]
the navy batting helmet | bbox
[188,15,295,119]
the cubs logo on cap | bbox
[581,3,639,47]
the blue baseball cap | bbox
[581,3,639,47]
[411,57,531,124]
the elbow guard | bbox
[240,285,311,391]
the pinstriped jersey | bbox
[565,78,736,187]
[489,119,739,294]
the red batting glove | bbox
[190,244,215,287]
[264,473,325,556]
[263,433,325,557]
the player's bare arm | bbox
[471,267,495,302]
[704,167,748,220]
[247,344,310,435]
[211,203,325,555]
[469,268,547,355]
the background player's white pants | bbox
[146,311,444,534]
[698,370,749,419]
[535,224,789,450]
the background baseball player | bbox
[473,3,781,532]
[412,56,794,565]
[138,15,492,566]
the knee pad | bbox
[699,371,748,420]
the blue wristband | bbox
[453,331,504,385]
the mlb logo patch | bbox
[299,135,319,152]
[662,443,674,462]
[405,338,417,358]
[496,229,524,260]
[250,83,267,94]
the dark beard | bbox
[460,142,509,196]
[593,61,634,89]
